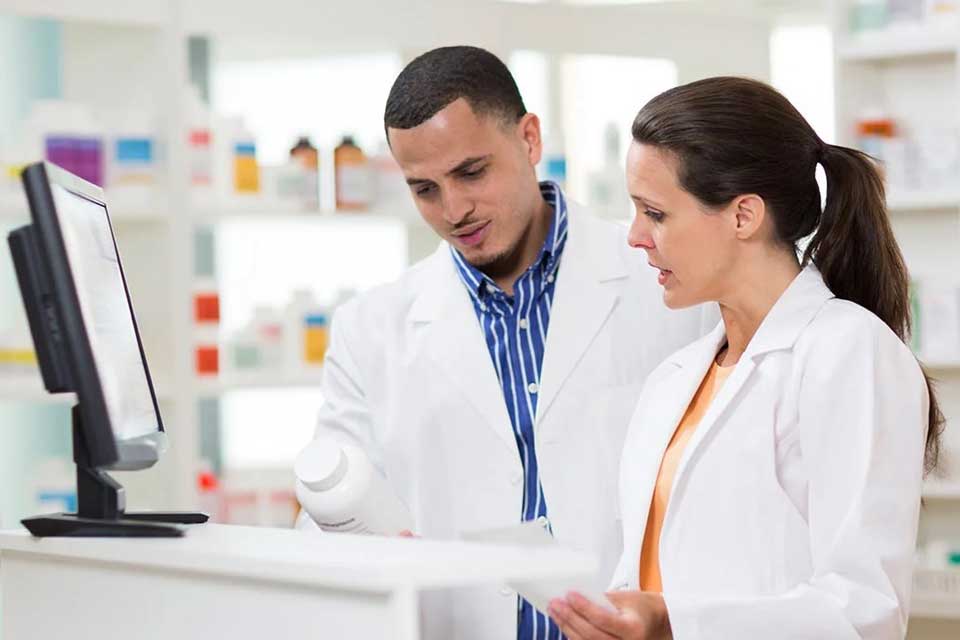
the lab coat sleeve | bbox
[294,301,380,531]
[312,300,379,457]
[663,319,928,640]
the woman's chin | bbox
[662,288,697,310]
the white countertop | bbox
[0,523,598,592]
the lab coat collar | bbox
[407,202,631,446]
[667,264,835,370]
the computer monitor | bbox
[8,161,206,537]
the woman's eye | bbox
[645,209,665,222]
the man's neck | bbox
[485,196,553,296]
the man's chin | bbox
[455,241,498,266]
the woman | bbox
[547,77,944,639]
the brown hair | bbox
[632,76,943,474]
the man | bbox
[298,46,712,639]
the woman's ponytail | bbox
[808,144,944,475]
[632,76,944,475]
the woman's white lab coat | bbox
[610,266,929,639]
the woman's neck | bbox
[716,251,801,367]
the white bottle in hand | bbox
[294,436,413,536]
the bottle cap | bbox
[295,438,349,492]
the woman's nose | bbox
[627,213,655,250]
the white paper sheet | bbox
[461,520,612,613]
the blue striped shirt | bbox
[451,181,568,640]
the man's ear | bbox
[517,113,543,166]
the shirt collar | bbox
[451,181,569,301]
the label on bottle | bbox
[188,128,213,186]
[336,165,372,208]
[318,516,373,535]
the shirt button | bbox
[546,274,555,283]
[479,303,487,311]
[519,318,529,330]
[527,383,538,394]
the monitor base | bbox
[21,513,202,538]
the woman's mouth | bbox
[650,263,672,286]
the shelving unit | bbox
[924,482,960,501]
[0,373,73,404]
[888,189,960,213]
[833,3,960,635]
[0,0,775,526]
[194,368,325,395]
[838,21,959,61]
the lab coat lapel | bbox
[666,266,836,512]
[536,205,628,426]
[410,247,517,454]
[620,323,726,580]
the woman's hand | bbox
[547,590,672,640]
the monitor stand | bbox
[21,407,209,538]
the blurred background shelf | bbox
[924,482,960,500]
[888,190,960,213]
[0,372,74,404]
[194,368,325,395]
[838,23,959,62]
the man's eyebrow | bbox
[447,155,490,175]
[405,155,491,186]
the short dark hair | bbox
[384,46,527,135]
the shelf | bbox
[911,594,960,620]
[1,0,171,27]
[839,23,959,62]
[0,190,169,223]
[191,200,422,225]
[923,482,960,500]
[0,371,174,404]
[887,189,960,212]
[923,361,960,373]
[193,368,325,395]
[0,372,75,404]
[912,567,960,620]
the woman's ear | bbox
[733,194,766,241]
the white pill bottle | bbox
[294,436,413,536]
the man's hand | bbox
[547,590,672,640]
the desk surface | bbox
[0,523,597,592]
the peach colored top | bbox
[638,359,734,592]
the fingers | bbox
[397,530,418,538]
[604,590,634,608]
[565,592,626,636]
[548,597,619,640]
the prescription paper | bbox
[461,520,612,613]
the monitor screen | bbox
[50,183,160,442]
